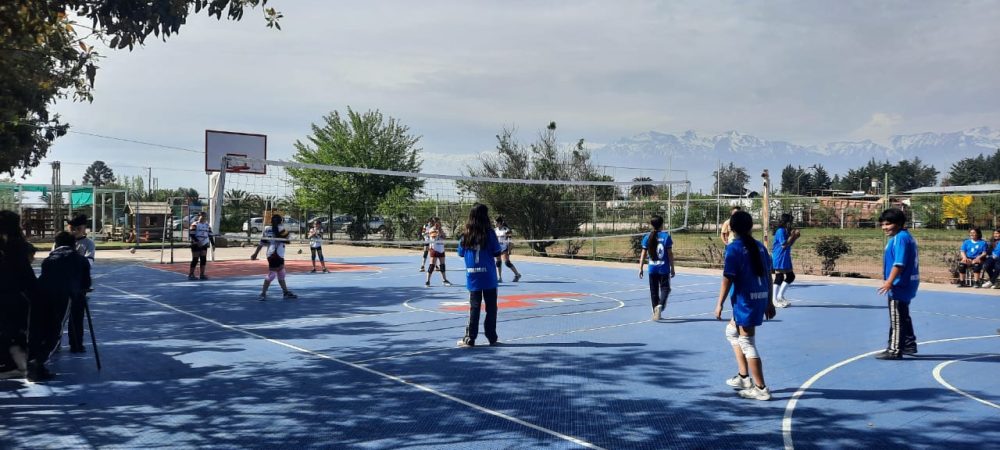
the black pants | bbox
[310,247,324,262]
[887,298,916,355]
[28,292,70,366]
[67,293,87,350]
[463,288,498,345]
[0,294,29,369]
[985,259,1000,281]
[648,272,671,310]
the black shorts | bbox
[267,254,285,270]
[191,243,210,252]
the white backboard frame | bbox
[205,129,267,174]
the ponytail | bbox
[648,215,664,261]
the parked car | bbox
[367,216,385,232]
[283,217,304,234]
[243,217,264,233]
[329,214,354,231]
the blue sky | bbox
[24,0,1000,190]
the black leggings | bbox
[310,247,324,262]
[774,271,796,285]
[463,288,498,345]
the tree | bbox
[946,149,1000,186]
[812,165,832,191]
[460,122,607,256]
[81,160,115,186]
[287,108,423,240]
[630,176,655,199]
[713,162,749,196]
[892,157,938,192]
[0,1,281,176]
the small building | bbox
[125,201,171,242]
[905,184,1000,226]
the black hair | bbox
[778,213,793,231]
[647,215,664,261]
[729,211,764,277]
[55,231,75,248]
[271,214,283,225]
[0,210,28,261]
[731,206,742,212]
[970,227,982,240]
[877,208,907,227]
[461,204,491,248]
[495,216,506,227]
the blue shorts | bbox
[731,297,765,327]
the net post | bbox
[209,155,228,246]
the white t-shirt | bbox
[191,222,213,247]
[430,230,446,253]
[261,225,287,258]
[308,228,323,249]
[495,226,511,251]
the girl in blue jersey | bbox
[638,215,674,321]
[957,227,988,287]
[771,213,799,307]
[982,229,1000,289]
[875,208,919,359]
[715,211,776,401]
[456,204,503,347]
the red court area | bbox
[441,292,585,311]
[150,260,380,278]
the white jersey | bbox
[308,228,323,249]
[430,230,446,253]
[495,226,512,251]
[261,225,287,258]
[191,222,213,247]
[422,223,433,243]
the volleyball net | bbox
[211,155,691,261]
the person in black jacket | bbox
[28,232,91,381]
[0,211,37,379]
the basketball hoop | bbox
[223,153,251,173]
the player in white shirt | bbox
[251,214,297,301]
[419,218,433,272]
[494,216,521,282]
[188,212,214,280]
[423,218,452,287]
[308,219,329,273]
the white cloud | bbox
[850,113,904,144]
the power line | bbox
[68,130,201,154]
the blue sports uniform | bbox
[641,231,674,275]
[961,239,988,259]
[723,239,772,327]
[771,227,793,271]
[457,231,503,291]
[884,229,919,302]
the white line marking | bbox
[101,284,605,449]
[932,355,1000,410]
[782,334,1000,450]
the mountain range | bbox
[590,127,1000,191]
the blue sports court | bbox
[2,254,997,449]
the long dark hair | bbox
[0,210,28,261]
[461,204,491,248]
[730,211,764,277]
[647,215,664,261]
[777,213,793,232]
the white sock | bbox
[777,282,790,300]
[772,284,780,304]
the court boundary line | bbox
[931,354,1000,410]
[782,334,1000,450]
[101,284,606,450]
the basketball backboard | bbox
[205,130,267,174]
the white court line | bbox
[932,355,1000,410]
[782,334,1000,450]
[101,284,605,450]
[241,309,422,330]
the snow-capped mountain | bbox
[591,127,1000,191]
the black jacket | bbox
[38,246,91,300]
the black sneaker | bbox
[902,347,918,355]
[457,339,474,348]
[488,340,501,347]
[957,284,969,288]
[874,351,902,360]
[283,291,298,299]
[513,274,521,282]
[199,275,208,280]
[188,274,197,280]
[322,268,329,273]
[27,366,54,383]
[70,346,86,354]
[310,268,317,273]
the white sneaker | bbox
[982,281,993,289]
[776,299,790,308]
[726,374,752,389]
[738,385,772,401]
[652,305,662,321]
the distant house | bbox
[125,201,172,242]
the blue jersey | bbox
[961,239,988,259]
[641,231,674,275]
[884,229,919,303]
[723,238,772,327]
[991,241,1000,259]
[771,227,793,270]
[457,230,503,291]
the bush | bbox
[815,236,852,275]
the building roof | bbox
[905,184,1000,194]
